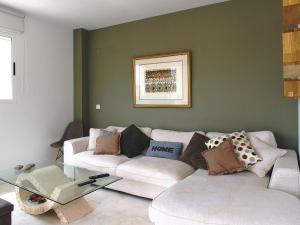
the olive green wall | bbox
[74,29,89,134]
[79,0,298,149]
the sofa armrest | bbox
[269,149,300,197]
[64,137,89,165]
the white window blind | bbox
[0,6,24,34]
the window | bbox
[0,34,14,101]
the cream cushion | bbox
[106,126,152,137]
[116,156,194,187]
[151,129,205,151]
[73,151,128,175]
[149,169,300,225]
[206,131,277,147]
[248,136,287,177]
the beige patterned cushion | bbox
[205,131,261,168]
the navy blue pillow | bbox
[145,140,183,160]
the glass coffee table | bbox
[0,161,121,224]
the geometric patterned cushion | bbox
[205,131,262,168]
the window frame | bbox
[0,31,16,103]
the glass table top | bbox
[0,161,121,205]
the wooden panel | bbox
[283,31,300,64]
[283,4,300,27]
[284,64,300,78]
[283,0,300,95]
[284,80,300,97]
[283,0,300,6]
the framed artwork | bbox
[133,51,191,108]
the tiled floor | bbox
[0,183,153,225]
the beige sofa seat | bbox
[116,156,195,187]
[149,169,300,225]
[73,151,129,175]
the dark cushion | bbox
[180,132,210,169]
[0,198,13,217]
[145,140,183,160]
[120,124,151,158]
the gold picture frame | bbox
[133,51,191,108]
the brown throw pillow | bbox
[202,138,245,175]
[94,133,120,155]
[180,133,210,169]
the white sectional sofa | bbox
[64,126,300,225]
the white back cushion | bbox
[206,131,277,147]
[106,126,152,137]
[248,136,286,177]
[151,129,205,151]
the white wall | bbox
[0,16,73,169]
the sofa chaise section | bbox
[149,149,300,225]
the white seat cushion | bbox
[206,131,277,147]
[149,169,300,225]
[151,129,205,151]
[106,178,167,199]
[106,126,152,137]
[73,151,129,175]
[116,156,194,187]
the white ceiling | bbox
[0,0,229,30]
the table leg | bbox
[54,198,93,224]
[15,187,56,215]
[16,187,93,224]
